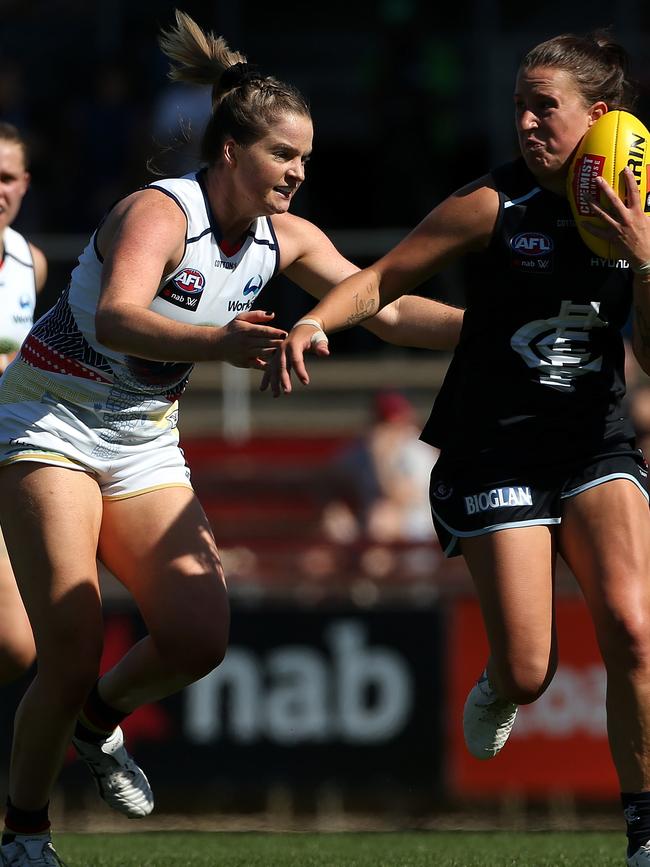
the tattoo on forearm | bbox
[346,285,378,327]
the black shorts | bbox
[429,446,649,557]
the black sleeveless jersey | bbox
[421,157,635,475]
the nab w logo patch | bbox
[510,231,554,274]
[159,268,206,311]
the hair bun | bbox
[220,62,261,91]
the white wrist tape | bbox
[632,261,650,275]
[294,317,328,346]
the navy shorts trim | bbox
[430,448,649,558]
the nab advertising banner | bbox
[177,606,442,791]
[184,605,443,790]
[0,604,444,800]
[446,597,618,797]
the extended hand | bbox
[260,321,330,397]
[216,310,287,369]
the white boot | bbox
[72,725,154,817]
[462,669,518,760]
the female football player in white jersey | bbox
[0,123,46,686]
[271,32,650,867]
[0,12,463,865]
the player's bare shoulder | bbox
[96,188,187,265]
[385,174,500,278]
[433,173,500,252]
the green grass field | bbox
[54,830,627,866]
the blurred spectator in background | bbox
[322,389,439,544]
[0,122,46,684]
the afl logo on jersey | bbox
[511,232,553,256]
[173,268,205,292]
[510,232,554,274]
[160,268,206,311]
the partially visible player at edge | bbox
[268,32,650,867]
[0,122,45,687]
[0,11,462,867]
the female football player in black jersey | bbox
[270,32,650,867]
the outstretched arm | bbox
[267,179,498,395]
[274,212,464,350]
[371,294,463,350]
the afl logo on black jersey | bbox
[510,232,554,274]
[159,268,206,311]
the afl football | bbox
[567,110,650,259]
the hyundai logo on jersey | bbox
[242,275,263,296]
[510,231,554,273]
[159,268,206,311]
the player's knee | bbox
[178,633,228,680]
[157,628,228,682]
[0,642,36,686]
[152,591,230,680]
[599,607,650,674]
[496,657,555,705]
[0,620,36,684]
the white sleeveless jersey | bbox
[7,170,280,443]
[0,226,37,351]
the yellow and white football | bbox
[567,110,650,259]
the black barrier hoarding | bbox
[0,603,445,802]
[181,605,444,791]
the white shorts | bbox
[0,392,192,500]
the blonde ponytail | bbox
[157,9,311,165]
[158,9,245,87]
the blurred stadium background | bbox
[1,0,649,833]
